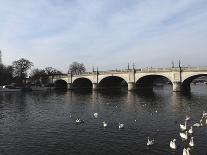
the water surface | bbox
[0,85,207,155]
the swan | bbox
[185,116,190,121]
[180,131,188,140]
[93,113,98,118]
[193,123,201,127]
[188,126,193,134]
[203,111,207,117]
[118,123,124,129]
[103,121,107,127]
[183,147,190,155]
[189,137,194,147]
[206,118,207,124]
[170,139,176,149]
[193,119,203,127]
[180,120,187,130]
[75,118,84,124]
[147,137,154,146]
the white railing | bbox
[54,66,207,78]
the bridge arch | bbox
[72,77,93,89]
[182,74,207,91]
[98,76,128,89]
[54,79,68,89]
[136,75,172,90]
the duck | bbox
[180,131,188,140]
[188,126,193,134]
[103,121,107,127]
[118,123,124,129]
[180,120,187,130]
[183,147,190,155]
[147,137,154,146]
[170,139,176,149]
[189,137,194,147]
[93,113,98,118]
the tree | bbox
[30,68,47,85]
[0,64,14,85]
[44,67,62,83]
[69,61,86,75]
[12,58,33,85]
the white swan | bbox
[185,116,190,121]
[206,118,207,124]
[147,137,154,146]
[93,113,98,118]
[193,123,201,127]
[103,121,107,127]
[189,137,194,147]
[193,119,203,127]
[188,126,193,134]
[180,120,187,130]
[203,111,207,117]
[183,147,190,155]
[118,123,124,129]
[76,118,84,123]
[180,131,188,140]
[170,139,176,149]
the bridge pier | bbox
[128,82,136,91]
[92,83,98,90]
[172,82,182,92]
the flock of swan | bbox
[72,111,207,155]
[171,111,207,155]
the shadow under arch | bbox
[182,74,207,91]
[72,78,92,89]
[135,75,172,91]
[98,76,128,90]
[54,79,67,89]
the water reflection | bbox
[0,85,207,155]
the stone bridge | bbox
[52,67,207,92]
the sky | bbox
[0,0,207,72]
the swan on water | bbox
[118,123,124,129]
[75,118,84,124]
[93,113,98,118]
[193,119,203,127]
[183,147,190,155]
[180,131,188,140]
[147,137,154,146]
[170,139,176,149]
[189,137,194,147]
[103,121,107,127]
[185,116,190,121]
[180,120,187,130]
[203,111,207,117]
[188,126,193,134]
[193,123,201,127]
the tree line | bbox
[0,58,86,87]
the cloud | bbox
[0,0,207,72]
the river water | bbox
[0,85,207,155]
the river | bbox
[0,85,207,155]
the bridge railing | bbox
[53,66,207,78]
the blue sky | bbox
[0,0,207,72]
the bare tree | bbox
[69,61,86,75]
[12,58,33,85]
[30,68,47,85]
[44,67,62,83]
